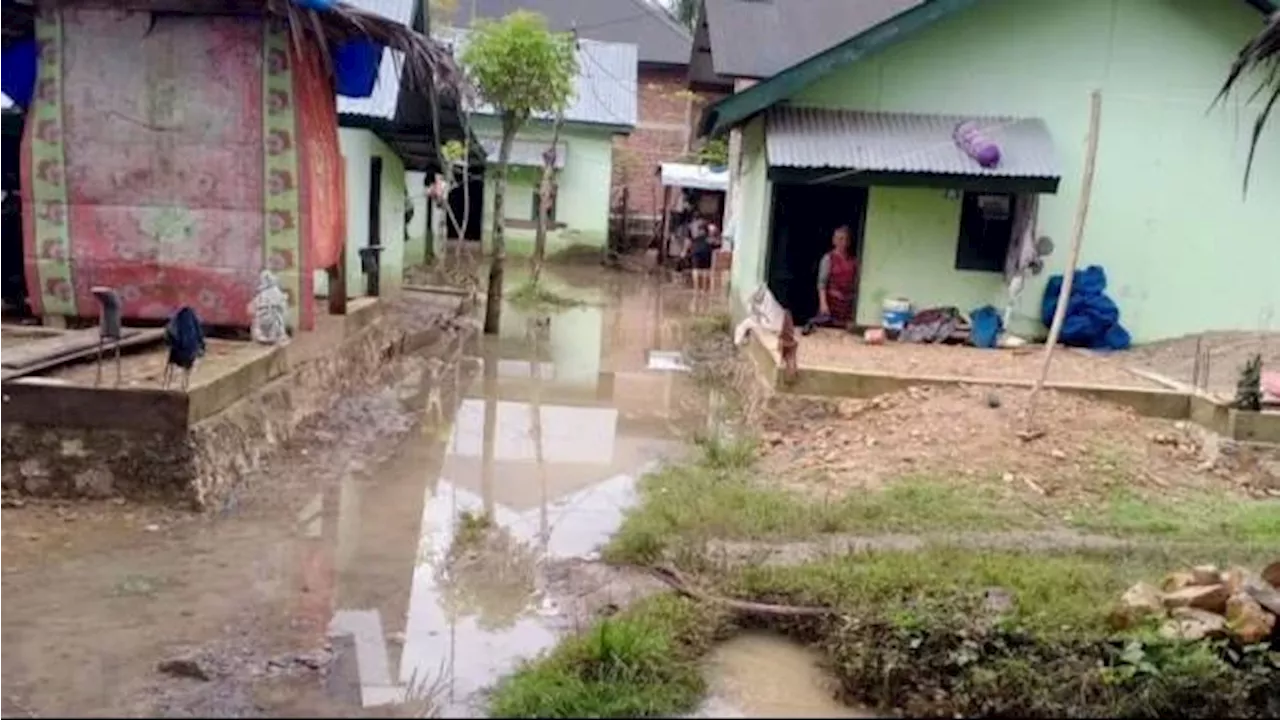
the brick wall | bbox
[611,66,723,225]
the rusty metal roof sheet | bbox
[765,106,1060,179]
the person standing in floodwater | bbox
[687,222,722,292]
[804,226,858,334]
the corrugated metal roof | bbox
[335,0,414,120]
[443,0,691,67]
[766,107,1060,179]
[438,27,638,129]
[703,0,921,80]
[477,136,568,168]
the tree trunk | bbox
[483,118,517,334]
[531,113,564,286]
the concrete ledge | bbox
[2,380,189,432]
[745,332,1273,443]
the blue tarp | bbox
[1040,265,1132,351]
[334,39,384,99]
[969,305,1003,349]
[2,40,38,110]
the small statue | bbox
[249,270,290,345]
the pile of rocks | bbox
[1110,562,1280,644]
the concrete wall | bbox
[729,116,772,315]
[778,0,1280,341]
[472,116,616,256]
[316,128,407,298]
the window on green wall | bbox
[955,192,1016,273]
[530,186,557,223]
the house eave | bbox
[766,167,1061,195]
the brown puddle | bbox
[2,269,724,717]
[693,632,875,719]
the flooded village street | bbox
[1,272,769,718]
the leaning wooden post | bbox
[1022,89,1102,439]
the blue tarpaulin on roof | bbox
[334,39,383,99]
[1040,265,1132,351]
[2,40,38,110]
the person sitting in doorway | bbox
[803,225,858,335]
[687,222,722,292]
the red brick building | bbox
[444,0,717,237]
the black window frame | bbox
[955,191,1017,273]
[530,185,557,223]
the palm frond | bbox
[1216,10,1280,191]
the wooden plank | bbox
[1,329,165,383]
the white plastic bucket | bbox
[882,297,912,331]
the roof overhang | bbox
[765,107,1061,195]
[477,136,567,169]
[698,0,1279,138]
[658,162,728,191]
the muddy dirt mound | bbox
[759,385,1279,501]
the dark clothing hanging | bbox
[164,306,206,369]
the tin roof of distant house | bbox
[437,27,637,130]
[701,0,921,80]
[442,0,691,67]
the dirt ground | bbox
[758,384,1280,502]
[789,329,1163,389]
[1124,330,1280,398]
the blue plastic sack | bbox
[334,39,383,99]
[969,305,1003,349]
[1041,265,1131,351]
[2,40,38,109]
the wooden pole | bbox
[1022,89,1103,439]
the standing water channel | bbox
[325,275,719,716]
[0,272,852,718]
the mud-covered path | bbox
[2,273,718,718]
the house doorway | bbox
[0,111,25,313]
[766,183,868,324]
[446,169,484,241]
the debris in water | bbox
[157,655,211,681]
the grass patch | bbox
[603,437,1280,566]
[506,280,583,311]
[454,510,493,548]
[487,594,729,718]
[1069,489,1280,544]
[603,459,1041,565]
[489,547,1278,718]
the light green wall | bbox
[738,0,1279,341]
[404,170,431,268]
[471,116,617,256]
[856,188,1008,325]
[316,128,407,299]
[729,116,773,315]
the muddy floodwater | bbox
[1,271,727,718]
[694,633,874,719]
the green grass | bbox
[506,279,584,311]
[1067,489,1280,544]
[487,595,727,718]
[603,436,1280,566]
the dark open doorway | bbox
[365,156,383,296]
[0,112,25,313]
[446,169,484,241]
[766,183,868,325]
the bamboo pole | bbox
[1021,90,1103,440]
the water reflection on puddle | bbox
[324,275,721,716]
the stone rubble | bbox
[1111,561,1280,645]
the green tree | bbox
[1217,11,1278,191]
[460,11,578,334]
[669,0,699,30]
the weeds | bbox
[454,510,493,549]
[487,595,727,718]
[506,280,583,311]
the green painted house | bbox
[440,28,638,256]
[701,0,1279,343]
